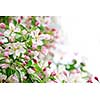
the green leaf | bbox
[38,25,44,32]
[13,19,17,26]
[80,66,87,72]
[9,54,14,60]
[37,45,42,51]
[33,63,42,72]
[28,38,32,46]
[49,76,56,81]
[31,17,36,25]
[65,64,76,71]
[27,60,32,67]
[80,62,85,66]
[15,70,21,82]
[16,61,22,66]
[42,39,49,45]
[6,68,15,78]
[72,59,77,65]
[19,24,27,31]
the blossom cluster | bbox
[0,16,99,83]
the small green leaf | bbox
[65,64,76,71]
[37,45,42,51]
[15,69,21,82]
[49,76,56,81]
[28,38,32,46]
[33,63,42,72]
[9,54,14,60]
[80,62,85,66]
[80,66,87,72]
[38,25,44,31]
[42,39,49,45]
[6,68,15,78]
[13,19,17,26]
[19,24,27,31]
[27,60,32,66]
[72,59,77,65]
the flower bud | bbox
[48,61,52,65]
[51,71,56,76]
[35,21,40,26]
[18,18,21,24]
[4,52,9,58]
[0,23,6,29]
[94,76,99,82]
[0,32,4,36]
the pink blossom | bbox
[24,55,30,60]
[0,32,4,36]
[42,46,48,55]
[4,52,9,58]
[0,23,6,29]
[9,36,15,42]
[5,48,9,52]
[0,64,9,69]
[23,76,27,80]
[32,44,37,50]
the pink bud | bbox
[24,55,30,60]
[18,18,21,24]
[0,41,3,45]
[28,49,32,53]
[48,61,52,65]
[45,27,50,31]
[4,52,9,58]
[51,28,56,32]
[0,23,6,29]
[51,71,56,76]
[38,74,43,79]
[20,16,23,19]
[32,67,36,71]
[0,32,4,36]
[35,21,40,26]
[32,44,37,50]
[38,32,42,35]
[22,61,27,66]
[5,48,9,52]
[43,67,46,72]
[87,79,93,83]
[33,58,37,64]
[63,71,67,76]
[94,76,99,82]
[23,76,27,80]
[42,46,48,55]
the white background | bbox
[60,15,100,77]
[0,0,100,100]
